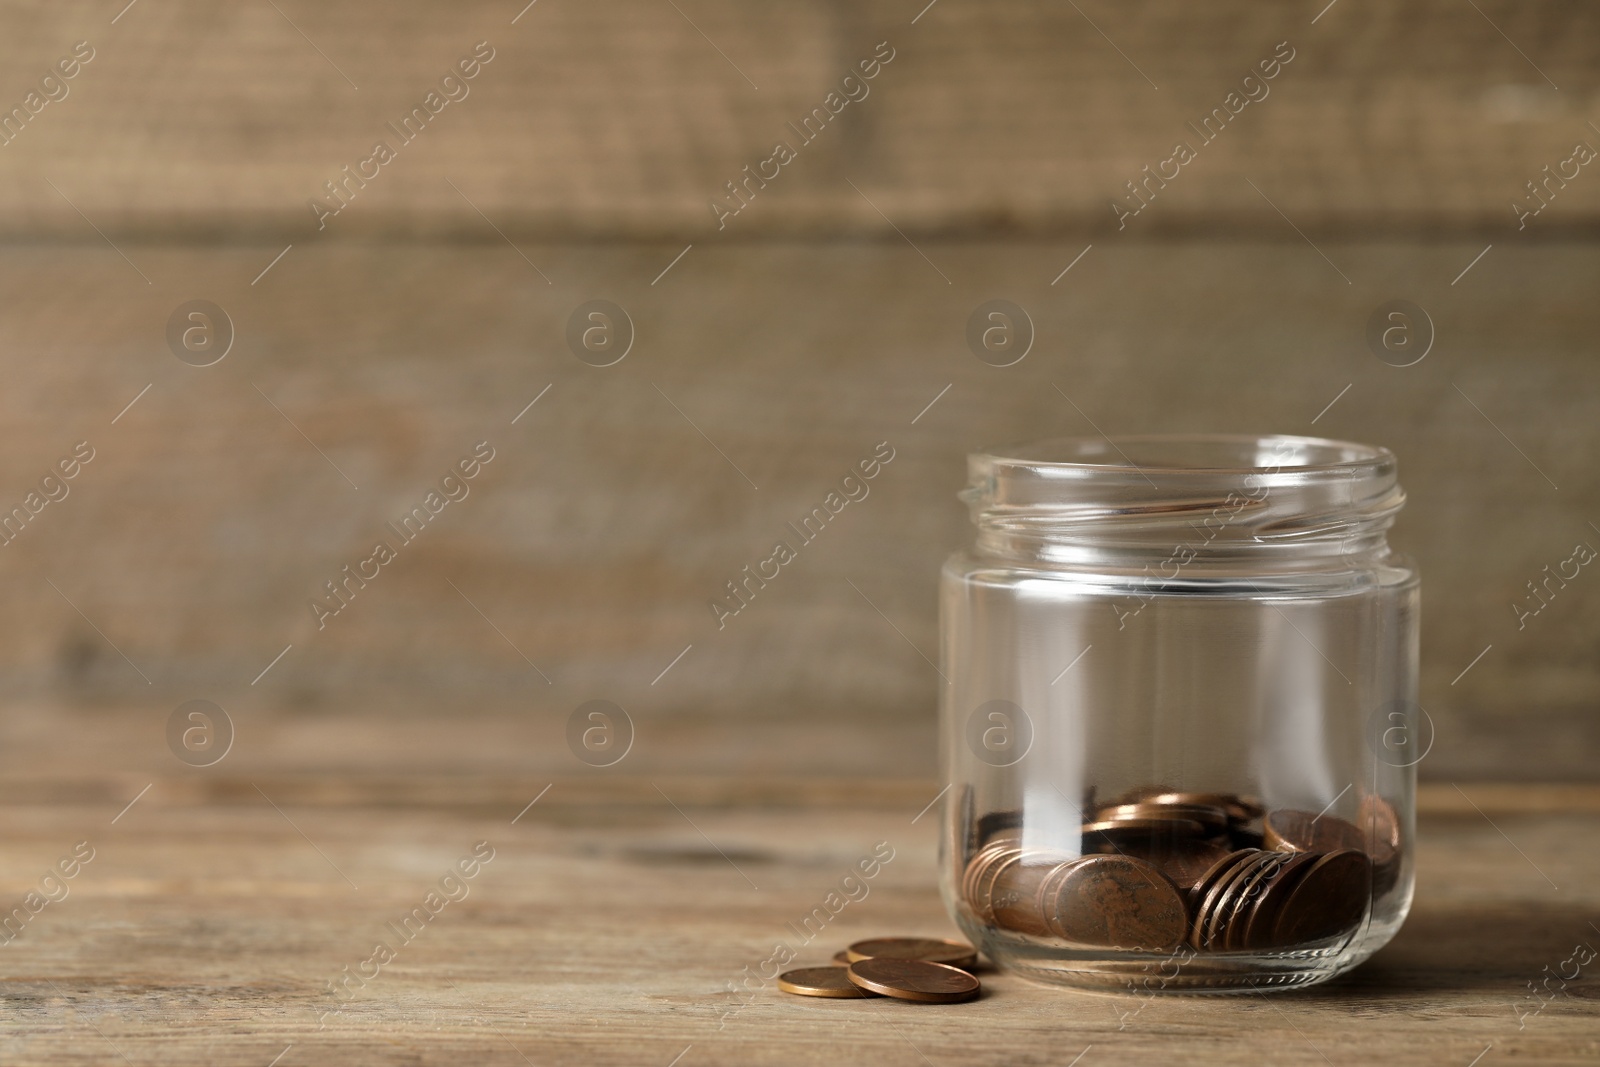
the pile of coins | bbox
[960,790,1400,952]
[778,937,980,1003]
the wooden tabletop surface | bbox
[2,767,1596,1066]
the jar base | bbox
[966,922,1389,995]
[996,952,1352,994]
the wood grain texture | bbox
[0,240,1596,780]
[0,0,1597,238]
[0,770,1595,1065]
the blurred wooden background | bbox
[2,0,1599,237]
[0,0,1596,782]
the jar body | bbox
[939,435,1419,992]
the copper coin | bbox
[847,958,980,1003]
[1271,849,1372,946]
[831,949,851,965]
[779,966,876,998]
[1358,795,1402,896]
[1083,817,1207,846]
[988,853,1069,936]
[1220,851,1290,951]
[1264,809,1364,854]
[964,847,1022,921]
[1358,795,1400,859]
[963,839,1017,895]
[1151,793,1265,823]
[846,937,978,970]
[1111,784,1178,805]
[1188,848,1257,907]
[1230,795,1267,822]
[1197,850,1277,950]
[1117,836,1234,892]
[1098,801,1230,831]
[1041,854,1187,950]
[1239,851,1320,950]
[1191,850,1274,949]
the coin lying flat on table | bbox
[778,966,876,998]
[846,936,978,970]
[831,949,851,966]
[847,958,981,1003]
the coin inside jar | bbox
[1238,851,1320,950]
[1082,817,1208,848]
[846,958,981,1003]
[1147,792,1266,822]
[1096,801,1230,833]
[1358,795,1403,896]
[846,937,978,970]
[1115,836,1235,892]
[1264,809,1364,854]
[1196,850,1279,949]
[1217,851,1290,951]
[1270,848,1372,946]
[986,853,1067,937]
[778,966,876,998]
[1040,854,1187,950]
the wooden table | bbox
[2,767,1596,1065]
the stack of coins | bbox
[778,937,981,1003]
[959,790,1399,953]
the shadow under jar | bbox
[939,435,1419,992]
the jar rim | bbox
[964,434,1405,565]
[973,433,1394,479]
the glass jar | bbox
[939,434,1419,992]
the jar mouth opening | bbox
[978,434,1393,480]
[965,434,1405,562]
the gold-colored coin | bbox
[847,958,981,1003]
[846,937,978,970]
[777,966,876,998]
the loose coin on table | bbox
[778,966,876,998]
[831,949,852,965]
[846,936,978,970]
[847,958,981,1003]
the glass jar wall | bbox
[939,435,1420,991]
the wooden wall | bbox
[0,0,1596,238]
[0,1,1596,782]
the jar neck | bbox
[965,435,1405,571]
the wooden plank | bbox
[0,240,1596,781]
[0,775,1594,1064]
[0,1,1597,237]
